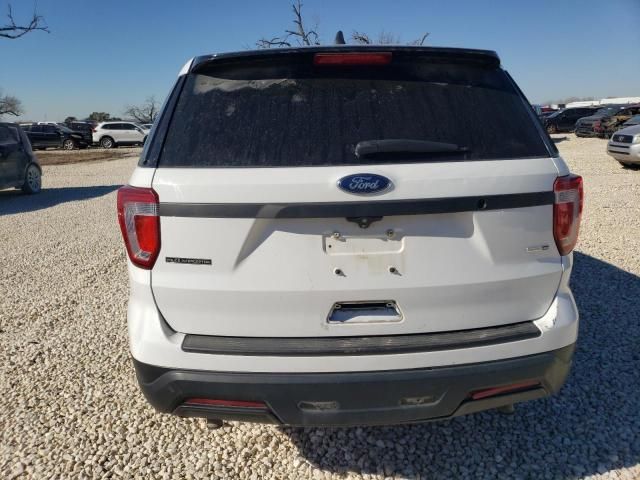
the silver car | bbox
[607,124,640,167]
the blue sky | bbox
[2,0,639,121]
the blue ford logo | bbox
[337,173,392,195]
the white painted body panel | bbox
[128,255,578,372]
[149,157,565,337]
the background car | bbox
[21,123,92,150]
[92,122,149,148]
[0,122,42,194]
[543,107,599,133]
[65,121,97,141]
[606,124,640,167]
[141,123,154,130]
[596,105,640,138]
[575,105,627,137]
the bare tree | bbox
[351,29,428,45]
[87,112,111,122]
[124,96,160,124]
[0,90,23,117]
[0,3,48,39]
[257,1,428,48]
[256,0,320,48]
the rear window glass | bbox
[0,125,19,143]
[160,61,549,167]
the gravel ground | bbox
[1,136,639,479]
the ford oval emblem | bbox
[337,173,392,195]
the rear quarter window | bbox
[159,59,550,167]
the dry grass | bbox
[34,146,142,166]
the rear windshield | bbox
[160,60,549,167]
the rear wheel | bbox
[62,139,75,150]
[22,164,41,194]
[100,136,115,149]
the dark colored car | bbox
[0,122,42,194]
[595,105,640,138]
[542,107,599,134]
[22,123,92,150]
[538,111,557,120]
[65,121,97,142]
[574,105,628,137]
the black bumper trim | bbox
[181,321,541,356]
[133,344,575,426]
[158,191,553,219]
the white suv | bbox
[118,46,582,427]
[93,121,148,148]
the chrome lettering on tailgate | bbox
[165,257,212,266]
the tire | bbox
[62,138,75,150]
[546,124,557,134]
[100,136,115,149]
[22,164,41,194]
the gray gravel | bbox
[1,136,639,479]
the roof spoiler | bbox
[190,46,500,74]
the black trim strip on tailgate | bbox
[160,191,553,219]
[182,321,541,356]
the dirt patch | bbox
[35,147,142,166]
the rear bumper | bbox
[133,344,574,426]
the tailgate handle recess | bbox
[328,300,402,324]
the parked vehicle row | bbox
[542,107,599,134]
[540,104,640,138]
[16,121,151,150]
[536,103,640,168]
[21,123,92,150]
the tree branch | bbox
[408,32,430,46]
[0,91,24,117]
[0,4,49,39]
[351,31,371,44]
[256,0,319,48]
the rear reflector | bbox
[553,175,583,256]
[470,381,541,400]
[117,186,160,269]
[314,52,392,66]
[183,398,266,409]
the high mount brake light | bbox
[117,186,160,269]
[553,175,583,256]
[313,52,392,66]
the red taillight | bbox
[553,175,583,256]
[183,398,266,409]
[92,127,97,133]
[470,381,540,401]
[313,52,392,66]
[117,186,160,269]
